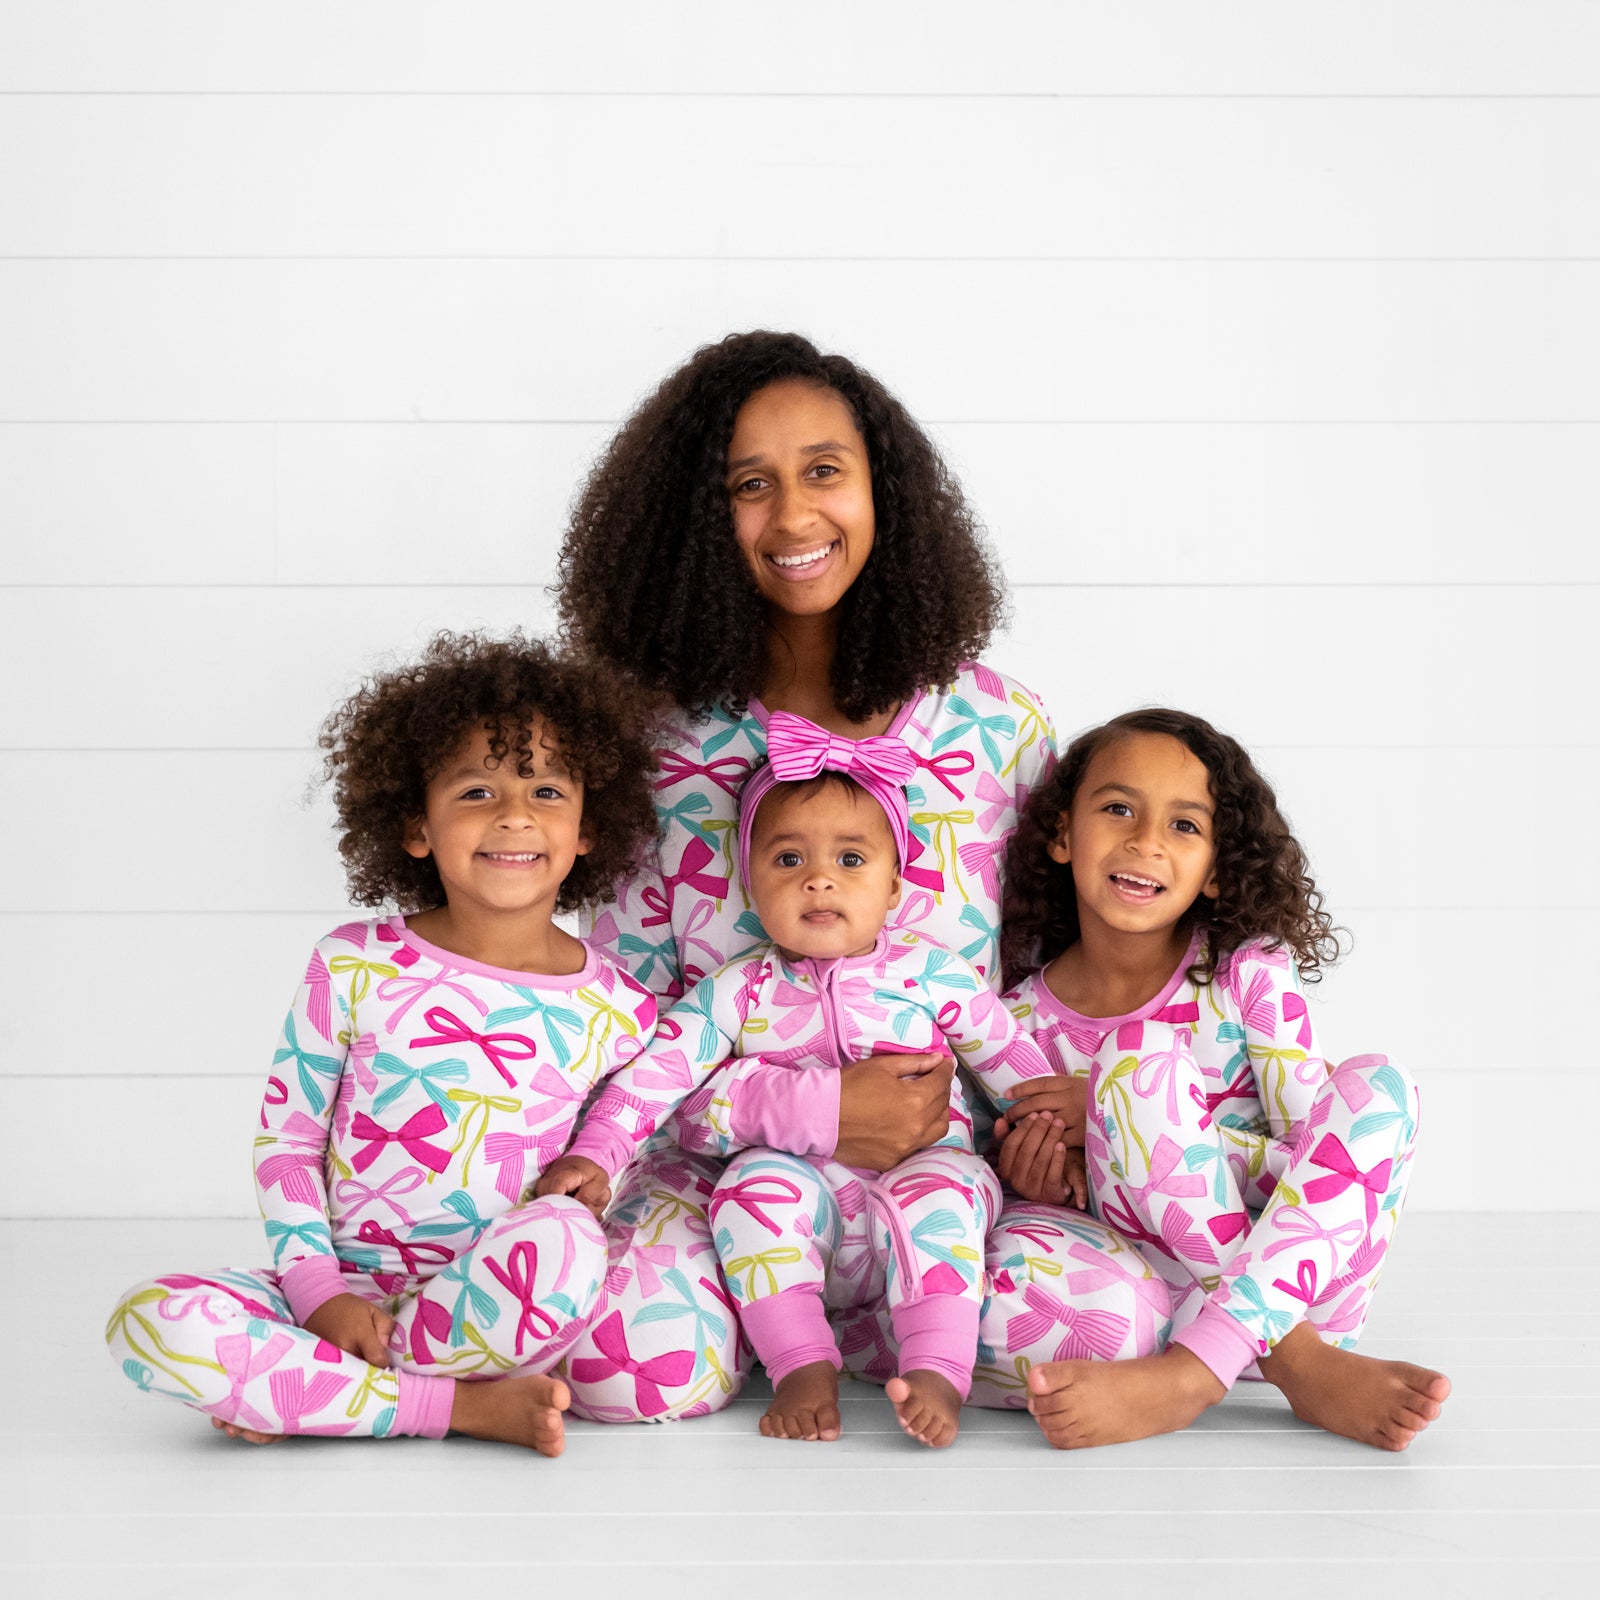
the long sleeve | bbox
[252,939,349,1322]
[1213,944,1329,1144]
[913,941,1056,1111]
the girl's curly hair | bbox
[1000,709,1342,990]
[557,329,1005,721]
[319,631,661,914]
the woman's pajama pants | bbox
[1083,1021,1419,1383]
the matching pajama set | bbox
[585,663,1175,1410]
[104,916,742,1434]
[1006,933,1420,1387]
[571,931,1055,1400]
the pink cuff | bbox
[395,1371,456,1439]
[729,1062,840,1158]
[566,1123,636,1184]
[1169,1298,1265,1389]
[281,1255,348,1324]
[890,1293,979,1402]
[739,1288,842,1388]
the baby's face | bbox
[746,782,901,963]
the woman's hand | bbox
[535,1155,613,1220]
[992,1074,1088,1148]
[303,1292,398,1367]
[996,1113,1089,1209]
[833,1052,953,1171]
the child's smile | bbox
[1050,732,1219,944]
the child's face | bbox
[403,720,588,924]
[747,783,901,962]
[1050,732,1220,942]
[725,379,876,620]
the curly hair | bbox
[557,329,1006,721]
[318,630,661,914]
[1000,709,1342,990]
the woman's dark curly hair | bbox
[557,329,1006,722]
[319,630,661,914]
[1000,709,1342,990]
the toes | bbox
[546,1378,571,1413]
[817,1404,842,1442]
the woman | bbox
[553,331,1170,1431]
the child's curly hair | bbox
[319,631,660,914]
[557,329,1005,722]
[1000,708,1342,990]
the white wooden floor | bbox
[3,1215,1594,1600]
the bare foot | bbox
[885,1370,962,1448]
[449,1373,571,1457]
[1259,1323,1451,1451]
[761,1360,842,1441]
[1026,1346,1225,1449]
[210,1416,286,1445]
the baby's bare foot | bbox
[761,1360,842,1441]
[885,1370,962,1448]
[449,1373,571,1457]
[1026,1346,1224,1449]
[1260,1324,1451,1451]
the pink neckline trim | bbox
[749,689,924,741]
[1032,928,1204,1030]
[388,915,600,989]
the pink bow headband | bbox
[736,711,913,887]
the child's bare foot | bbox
[1259,1323,1451,1451]
[1026,1346,1225,1449]
[210,1416,285,1445]
[885,1370,963,1448]
[449,1373,571,1457]
[760,1360,842,1441]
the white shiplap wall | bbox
[2,1,1595,1218]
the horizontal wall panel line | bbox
[1,906,1581,917]
[4,91,1599,101]
[7,418,1597,427]
[6,581,1592,592]
[9,256,1600,265]
[7,743,1598,755]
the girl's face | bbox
[725,379,876,620]
[1050,732,1220,943]
[403,720,588,925]
[746,782,901,962]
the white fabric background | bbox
[2,1,1595,1216]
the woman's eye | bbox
[809,462,839,479]
[839,851,865,868]
[732,474,768,496]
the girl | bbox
[544,712,1060,1447]
[104,632,737,1453]
[997,708,1452,1451]
[558,330,1172,1416]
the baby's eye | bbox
[461,786,493,801]
[838,851,866,868]
[776,850,803,869]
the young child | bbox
[104,632,668,1456]
[996,708,1452,1451]
[541,712,1061,1449]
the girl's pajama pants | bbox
[1083,1021,1419,1385]
[108,1150,1177,1434]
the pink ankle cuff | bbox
[1170,1299,1264,1388]
[739,1289,842,1388]
[395,1371,455,1439]
[890,1295,979,1402]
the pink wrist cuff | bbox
[890,1293,980,1402]
[1169,1298,1265,1389]
[281,1255,348,1324]
[730,1065,840,1158]
[395,1371,456,1439]
[566,1124,634,1184]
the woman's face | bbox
[725,379,876,620]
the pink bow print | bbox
[766,712,916,786]
[569,1311,696,1419]
[484,1241,560,1356]
[656,749,751,796]
[640,836,731,927]
[1302,1133,1393,1227]
[1005,1282,1131,1361]
[349,1105,452,1175]
[409,1006,536,1090]
[709,1173,804,1236]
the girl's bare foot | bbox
[449,1373,571,1457]
[761,1360,842,1441]
[1259,1323,1451,1451]
[1026,1345,1225,1449]
[210,1416,285,1445]
[885,1371,962,1448]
